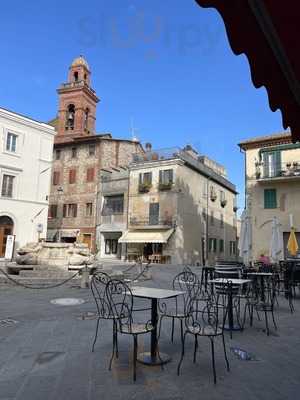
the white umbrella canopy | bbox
[269,216,284,263]
[238,209,252,266]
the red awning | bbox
[195,0,300,142]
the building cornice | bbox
[0,107,55,136]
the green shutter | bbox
[264,189,277,209]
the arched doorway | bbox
[0,216,14,257]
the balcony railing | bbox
[129,216,176,228]
[256,161,300,179]
[101,214,125,225]
[60,80,96,94]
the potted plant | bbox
[159,182,173,191]
[138,182,152,193]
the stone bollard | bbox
[80,264,90,289]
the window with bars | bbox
[86,203,93,217]
[1,175,15,197]
[102,195,124,215]
[52,171,60,186]
[6,133,17,152]
[63,204,77,218]
[69,169,76,184]
[87,167,95,182]
[48,204,58,219]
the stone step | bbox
[0,275,82,287]
[19,270,77,278]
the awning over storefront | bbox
[60,230,79,238]
[195,0,300,142]
[119,229,174,244]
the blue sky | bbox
[0,0,285,211]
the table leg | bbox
[137,298,171,365]
[260,276,265,302]
[223,289,242,332]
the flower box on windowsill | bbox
[138,183,152,193]
[158,182,173,191]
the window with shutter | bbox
[87,168,95,182]
[53,171,60,186]
[149,203,159,225]
[264,189,277,209]
[69,169,76,184]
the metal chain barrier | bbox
[0,268,80,290]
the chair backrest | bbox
[91,272,113,318]
[171,270,201,314]
[185,284,229,335]
[105,279,134,333]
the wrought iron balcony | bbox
[255,160,300,180]
[129,216,176,228]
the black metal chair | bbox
[90,272,118,354]
[243,275,278,336]
[177,285,230,384]
[158,269,201,343]
[105,279,155,381]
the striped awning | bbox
[119,229,174,244]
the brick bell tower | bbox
[56,56,99,142]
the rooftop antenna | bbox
[130,117,139,142]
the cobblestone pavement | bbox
[0,264,300,399]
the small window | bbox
[89,144,95,156]
[159,169,173,185]
[6,132,17,152]
[86,203,93,217]
[69,169,76,184]
[105,239,118,255]
[71,147,77,158]
[63,204,77,218]
[87,167,95,182]
[48,204,58,219]
[1,174,15,197]
[52,171,60,186]
[74,71,79,82]
[102,195,124,215]
[264,189,277,209]
[139,172,152,185]
[55,149,61,160]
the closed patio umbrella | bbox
[269,217,284,263]
[238,209,252,266]
[287,228,299,257]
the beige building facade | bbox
[97,145,238,265]
[239,132,300,260]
